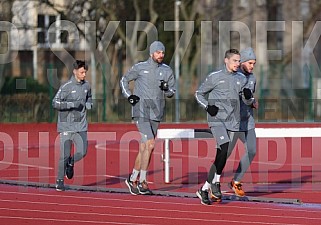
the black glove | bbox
[243,88,253,100]
[206,105,219,117]
[159,80,169,91]
[128,95,140,106]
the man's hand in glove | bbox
[243,88,253,100]
[128,95,140,106]
[159,80,169,91]
[206,105,219,117]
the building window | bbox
[37,14,68,47]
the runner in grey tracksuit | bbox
[227,47,257,197]
[195,68,248,134]
[120,41,175,195]
[195,49,254,205]
[52,60,92,191]
[120,58,175,121]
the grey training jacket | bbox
[120,57,176,121]
[52,75,92,133]
[195,66,250,131]
[239,70,256,131]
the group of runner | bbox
[52,41,258,206]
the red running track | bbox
[0,184,321,225]
[1,123,321,224]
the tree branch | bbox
[137,0,158,51]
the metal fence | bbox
[1,94,321,123]
[1,61,321,123]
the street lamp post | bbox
[174,0,181,122]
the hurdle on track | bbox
[157,127,321,184]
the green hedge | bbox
[1,77,48,95]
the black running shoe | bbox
[65,157,74,180]
[55,179,65,191]
[137,181,153,195]
[125,177,139,195]
[196,189,211,205]
[210,182,222,200]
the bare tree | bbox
[40,0,163,118]
[178,0,202,98]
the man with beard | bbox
[120,41,176,195]
[227,47,258,197]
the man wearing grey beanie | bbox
[227,47,258,197]
[120,41,176,195]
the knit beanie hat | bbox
[240,47,256,63]
[149,41,165,55]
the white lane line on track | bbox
[0,161,53,170]
[0,190,321,215]
[4,174,127,179]
[95,143,316,167]
[2,174,155,183]
[0,206,311,225]
[0,215,148,225]
[2,198,321,222]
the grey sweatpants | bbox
[227,128,256,182]
[57,131,88,180]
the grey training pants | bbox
[227,128,257,182]
[57,131,88,180]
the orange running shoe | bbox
[229,180,245,197]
